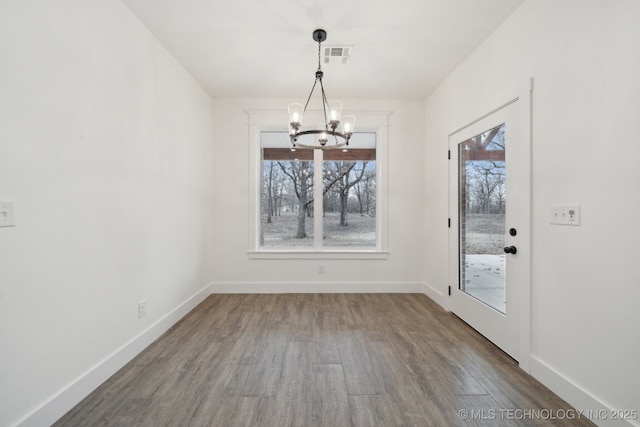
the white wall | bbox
[210,98,425,292]
[424,0,640,423]
[0,1,214,425]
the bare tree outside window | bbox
[259,131,376,249]
[278,160,314,239]
[459,123,506,313]
[322,160,376,247]
[261,158,314,247]
[464,129,505,216]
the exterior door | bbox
[448,86,531,365]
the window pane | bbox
[260,132,315,248]
[322,136,376,247]
[260,158,314,248]
[459,123,506,313]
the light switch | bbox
[550,204,580,226]
[0,201,15,227]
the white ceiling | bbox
[121,0,524,99]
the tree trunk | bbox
[340,191,348,226]
[295,161,309,238]
[296,204,307,238]
[267,162,274,223]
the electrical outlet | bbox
[138,300,147,318]
[0,201,15,227]
[318,264,325,274]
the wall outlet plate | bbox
[550,205,580,226]
[138,300,147,318]
[0,201,15,227]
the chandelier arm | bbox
[302,78,319,113]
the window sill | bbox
[248,250,389,260]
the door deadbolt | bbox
[504,246,517,254]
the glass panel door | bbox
[449,86,531,365]
[458,124,506,313]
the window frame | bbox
[247,108,390,260]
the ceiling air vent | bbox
[323,46,352,65]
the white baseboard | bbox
[421,282,449,310]
[15,283,212,427]
[530,356,638,427]
[211,281,425,294]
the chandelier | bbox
[288,29,355,150]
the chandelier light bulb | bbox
[288,103,304,131]
[328,100,343,121]
[341,115,355,135]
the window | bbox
[260,132,376,250]
[246,109,389,258]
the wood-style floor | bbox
[55,294,594,426]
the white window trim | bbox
[246,108,391,260]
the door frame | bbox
[447,79,533,373]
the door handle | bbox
[503,246,517,254]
